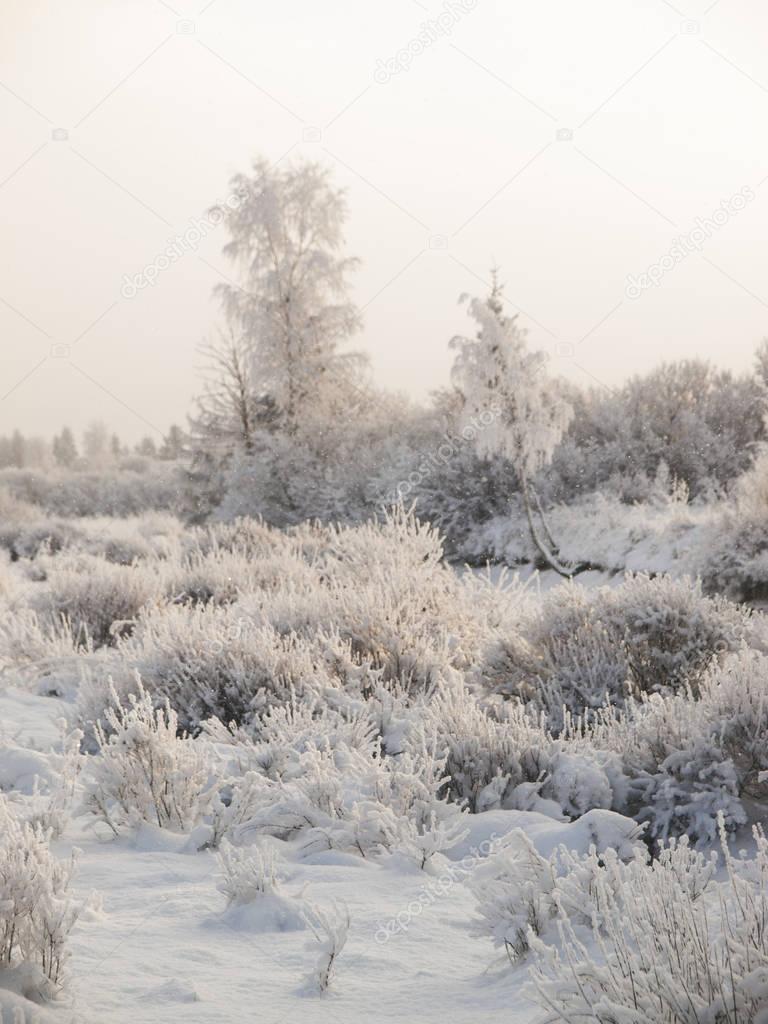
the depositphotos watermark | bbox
[374,0,478,83]
[375,833,499,943]
[625,186,755,299]
[120,183,259,298]
[387,403,501,504]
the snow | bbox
[449,808,640,863]
[1,506,766,1021]
[0,679,657,1022]
[0,688,538,1023]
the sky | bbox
[1,0,768,443]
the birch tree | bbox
[450,275,576,574]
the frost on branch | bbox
[527,817,768,1024]
[303,901,349,994]
[84,675,212,834]
[0,795,80,997]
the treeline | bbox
[182,156,768,567]
[0,423,187,471]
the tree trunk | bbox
[519,474,601,578]
[520,473,568,575]
[530,483,559,554]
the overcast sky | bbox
[1,0,768,442]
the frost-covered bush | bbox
[546,359,764,502]
[0,464,184,518]
[411,683,541,812]
[528,821,768,1024]
[117,604,348,731]
[238,749,431,862]
[165,544,316,606]
[84,679,212,834]
[482,584,630,726]
[215,718,468,867]
[0,607,90,674]
[0,796,80,993]
[0,522,87,562]
[0,498,183,567]
[577,648,768,845]
[645,649,768,843]
[638,737,746,845]
[81,513,183,565]
[484,574,750,725]
[22,728,84,840]
[700,648,768,794]
[303,902,349,993]
[32,553,161,648]
[217,838,280,905]
[699,449,768,602]
[471,821,643,961]
[315,506,493,691]
[471,830,557,960]
[411,681,626,819]
[599,573,749,695]
[108,507,512,729]
[190,516,295,560]
[199,699,384,849]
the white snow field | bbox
[2,683,650,1024]
[1,507,768,1023]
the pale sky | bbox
[1,0,768,442]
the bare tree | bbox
[190,329,268,457]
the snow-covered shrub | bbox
[204,770,273,850]
[33,553,161,647]
[75,663,146,749]
[84,678,212,834]
[225,720,468,866]
[165,545,315,607]
[700,648,768,795]
[411,682,539,812]
[118,604,346,731]
[411,681,626,819]
[203,696,464,863]
[0,464,184,518]
[481,584,630,726]
[257,698,379,759]
[0,607,91,674]
[24,727,84,839]
[484,574,749,725]
[217,838,279,905]
[0,795,80,993]
[639,737,746,845]
[471,820,645,962]
[528,821,768,1024]
[644,649,768,843]
[199,699,383,849]
[471,830,556,960]
[368,747,469,868]
[698,449,768,602]
[303,902,349,993]
[599,572,749,695]
[546,359,764,503]
[0,520,88,562]
[314,506,508,692]
[578,648,768,845]
[237,747,399,859]
[189,516,295,560]
[78,513,183,565]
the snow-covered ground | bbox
[2,507,768,1023]
[0,683,642,1024]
